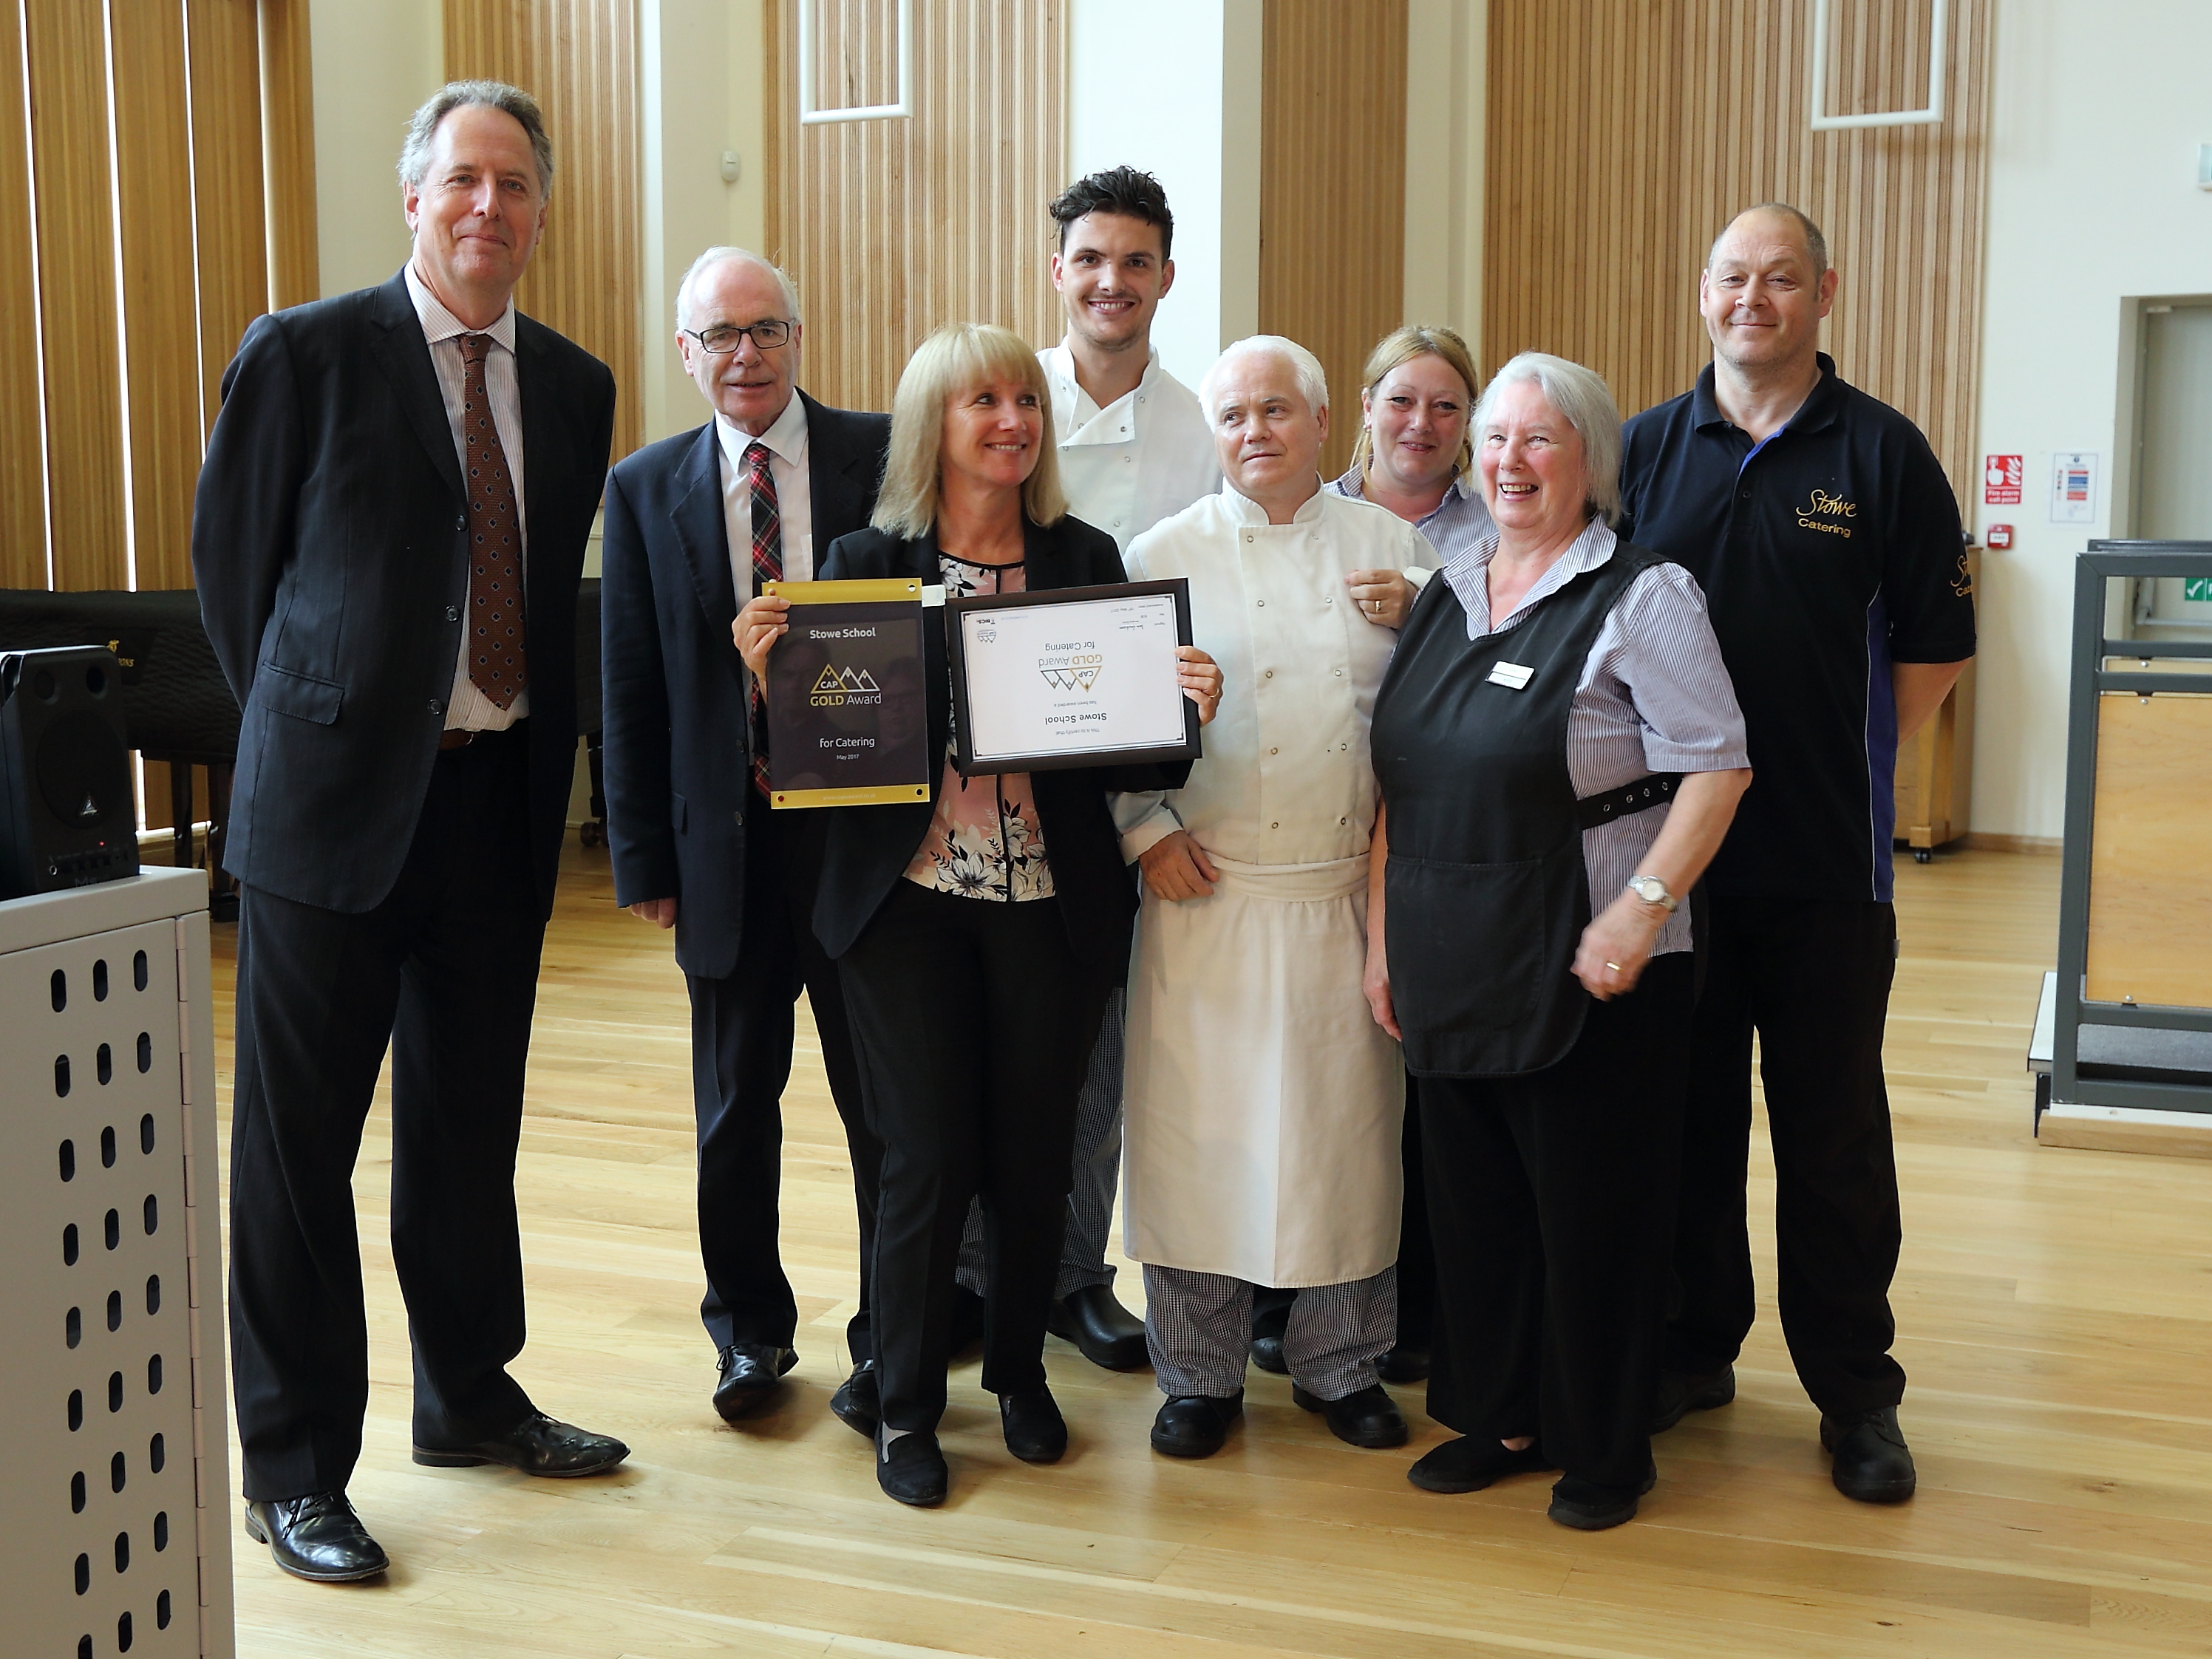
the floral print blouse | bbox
[901,552,1057,902]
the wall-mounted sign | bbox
[2049,452,2098,525]
[1984,454,2023,505]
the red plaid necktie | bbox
[746,441,781,797]
[457,333,526,709]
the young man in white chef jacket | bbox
[1114,335,1437,1458]
[951,166,1221,1372]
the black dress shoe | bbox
[998,1387,1069,1463]
[712,1342,799,1423]
[1047,1284,1150,1370]
[877,1428,948,1507]
[1823,1406,1917,1503]
[243,1492,389,1582]
[1406,1436,1553,1493]
[1548,1463,1658,1530]
[1291,1382,1409,1449]
[1378,1346,1431,1384]
[1150,1391,1243,1458]
[1650,1361,1736,1434]
[412,1411,630,1476]
[1249,1298,1290,1374]
[830,1360,879,1439]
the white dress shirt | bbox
[716,392,817,597]
[405,262,528,732]
[1039,343,1219,551]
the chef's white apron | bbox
[1122,851,1405,1287]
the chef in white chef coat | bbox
[953,166,1224,1371]
[1115,335,1439,1460]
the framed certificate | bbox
[945,579,1201,776]
[763,579,934,808]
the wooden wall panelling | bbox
[188,0,273,437]
[1484,0,1992,505]
[0,2,47,589]
[2083,692,2212,1009]
[765,0,1066,420]
[112,0,203,595]
[446,0,644,461]
[1256,0,1406,480]
[21,0,128,593]
[258,0,318,310]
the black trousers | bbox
[837,882,1108,1434]
[228,726,542,1502]
[690,788,882,1363]
[1667,895,1905,1416]
[1420,955,1693,1489]
[1253,1079,1432,1346]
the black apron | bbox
[1372,540,1669,1078]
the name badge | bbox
[921,585,946,608]
[1487,661,1534,690]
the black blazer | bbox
[191,268,616,917]
[599,393,890,978]
[811,514,1191,971]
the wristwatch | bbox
[1626,874,1679,913]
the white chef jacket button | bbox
[1334,668,1344,676]
[1269,746,1279,755]
[1245,534,1254,543]
[1265,669,1274,678]
[1270,821,1279,829]
[1339,816,1349,825]
[1256,599,1265,607]
[1138,395,1146,403]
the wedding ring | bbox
[1604,961,1622,971]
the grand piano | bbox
[0,582,608,918]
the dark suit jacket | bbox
[812,516,1191,972]
[599,393,891,980]
[192,268,616,917]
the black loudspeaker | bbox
[0,647,141,897]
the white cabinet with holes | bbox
[0,868,233,1659]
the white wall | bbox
[1066,0,1263,392]
[1971,0,2212,841]
[307,0,443,296]
[1401,0,1485,352]
[639,0,769,446]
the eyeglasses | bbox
[685,320,792,353]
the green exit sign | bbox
[2187,578,2212,602]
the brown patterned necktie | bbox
[457,333,526,709]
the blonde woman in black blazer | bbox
[741,323,1217,1505]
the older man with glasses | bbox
[600,247,894,1435]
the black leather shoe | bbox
[830,1361,879,1439]
[1406,1436,1553,1493]
[876,1428,948,1507]
[1150,1392,1243,1458]
[1249,1300,1290,1374]
[243,1493,389,1582]
[1823,1406,1917,1503]
[1548,1463,1658,1530]
[712,1342,799,1423]
[1048,1284,1150,1370]
[1291,1382,1409,1449]
[412,1411,630,1476]
[998,1387,1069,1463]
[1650,1361,1736,1434]
[1378,1346,1431,1383]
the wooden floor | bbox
[208,843,2212,1659]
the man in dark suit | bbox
[599,248,891,1432]
[194,81,626,1585]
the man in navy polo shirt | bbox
[1619,204,1974,1505]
